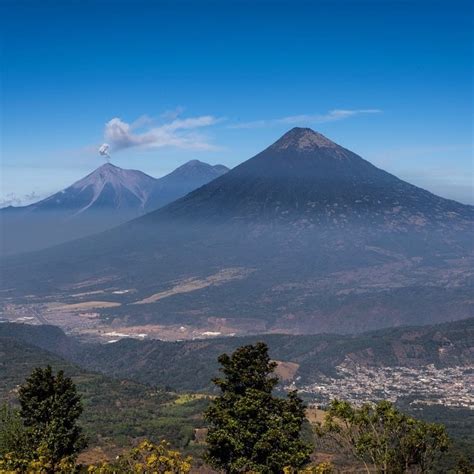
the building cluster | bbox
[289,362,473,409]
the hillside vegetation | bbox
[0,337,208,460]
[1,319,469,392]
[1,319,472,465]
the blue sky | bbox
[1,0,473,205]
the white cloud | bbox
[104,113,221,153]
[229,109,381,129]
[104,118,154,150]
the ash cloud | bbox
[103,113,220,153]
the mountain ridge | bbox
[1,317,472,391]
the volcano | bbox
[0,161,228,255]
[154,128,471,229]
[2,128,472,335]
[30,163,157,214]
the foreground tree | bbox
[317,399,450,473]
[205,342,312,473]
[18,365,87,470]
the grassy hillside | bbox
[0,337,209,460]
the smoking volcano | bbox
[0,161,228,255]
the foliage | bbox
[399,401,474,466]
[0,448,76,473]
[317,399,450,473]
[0,402,77,473]
[87,439,192,473]
[205,342,312,473]
[0,404,28,460]
[284,462,334,473]
[1,367,194,472]
[18,365,87,470]
[455,455,474,474]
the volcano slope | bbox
[1,128,473,334]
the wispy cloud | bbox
[104,113,221,153]
[0,191,42,208]
[229,109,381,129]
[160,106,185,121]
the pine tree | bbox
[18,365,87,469]
[205,342,312,473]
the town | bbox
[290,362,474,409]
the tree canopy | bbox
[0,403,29,461]
[18,365,87,469]
[205,342,312,473]
[317,399,450,473]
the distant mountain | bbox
[22,163,157,215]
[1,128,472,334]
[145,160,230,212]
[0,160,228,255]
